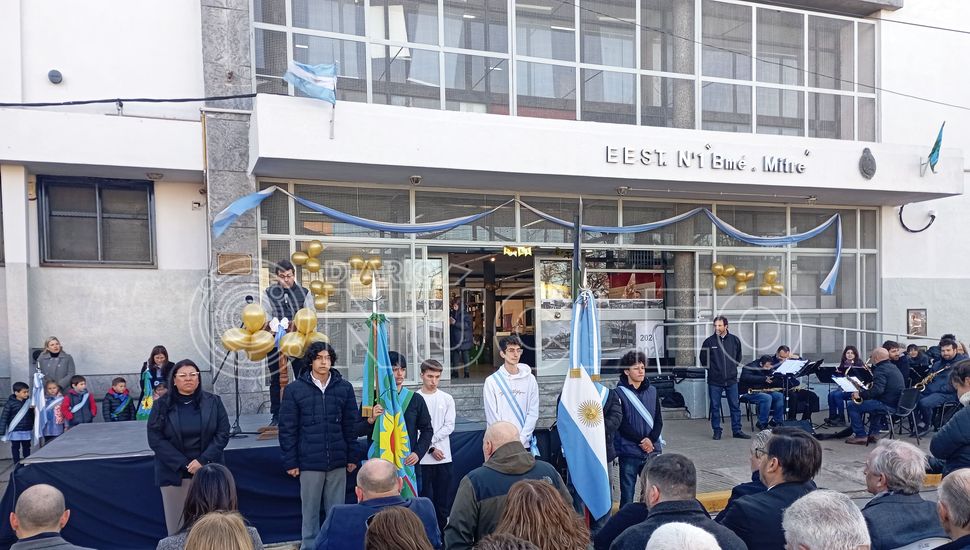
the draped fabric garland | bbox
[212,185,842,294]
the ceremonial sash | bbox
[44,397,64,413]
[492,372,539,456]
[2,400,32,441]
[71,393,89,414]
[597,385,609,407]
[111,394,132,418]
[617,385,665,449]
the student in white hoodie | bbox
[483,336,540,455]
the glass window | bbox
[293,0,364,35]
[862,253,877,308]
[791,254,856,309]
[259,182,290,235]
[808,92,853,140]
[293,184,410,238]
[715,205,785,247]
[858,23,876,93]
[702,0,752,80]
[294,35,368,103]
[860,210,877,249]
[790,208,856,249]
[259,240,291,288]
[254,0,285,25]
[756,8,803,85]
[858,97,876,142]
[712,253,786,311]
[516,0,576,62]
[40,177,155,266]
[444,0,508,52]
[796,313,859,363]
[642,76,695,128]
[756,87,803,136]
[516,62,577,120]
[414,191,516,241]
[622,202,713,246]
[808,16,853,91]
[580,0,635,68]
[581,69,635,125]
[445,54,509,114]
[520,196,577,243]
[255,28,287,81]
[371,46,441,109]
[702,82,751,133]
[582,199,618,244]
[369,0,439,45]
[641,0,694,74]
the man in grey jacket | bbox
[10,484,93,550]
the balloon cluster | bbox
[349,256,382,286]
[308,280,336,310]
[291,240,324,273]
[711,263,756,294]
[278,308,330,359]
[221,304,275,361]
[758,269,785,296]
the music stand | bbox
[774,360,809,421]
[795,360,825,429]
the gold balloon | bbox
[248,331,275,356]
[305,258,321,273]
[360,271,374,286]
[714,275,728,290]
[746,271,756,282]
[711,262,725,276]
[349,256,365,270]
[291,251,309,266]
[735,271,748,282]
[734,282,748,294]
[772,284,785,294]
[279,332,306,358]
[723,264,737,277]
[313,295,330,310]
[306,240,325,258]
[248,350,269,361]
[241,304,267,333]
[304,331,330,345]
[759,283,772,296]
[221,327,250,352]
[368,257,382,270]
[293,308,317,334]
[309,280,325,296]
[322,282,336,294]
[764,269,779,284]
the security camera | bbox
[616,186,630,196]
[928,209,938,218]
[409,175,423,186]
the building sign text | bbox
[605,146,806,174]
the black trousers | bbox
[10,441,30,463]
[421,462,454,531]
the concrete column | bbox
[1,165,31,391]
[671,0,695,129]
[484,260,497,365]
[671,203,697,367]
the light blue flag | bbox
[283,61,337,104]
[928,122,945,173]
[211,186,279,238]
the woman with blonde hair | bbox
[493,479,590,550]
[363,506,434,550]
[36,336,76,390]
[184,511,254,550]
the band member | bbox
[739,355,785,430]
[845,348,904,445]
[771,345,799,366]
[907,344,932,385]
[700,316,750,440]
[884,340,911,388]
[825,345,869,427]
[915,338,968,436]
[770,345,817,421]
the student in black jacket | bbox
[614,351,663,509]
[359,352,433,467]
[931,360,970,475]
[719,427,821,549]
[845,347,905,445]
[102,377,136,422]
[147,360,230,536]
[700,316,749,440]
[1,382,34,464]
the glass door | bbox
[535,257,573,377]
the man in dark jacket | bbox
[444,421,570,550]
[610,454,745,550]
[908,344,933,384]
[738,355,785,430]
[450,298,475,378]
[279,342,358,550]
[9,484,93,550]
[917,339,968,436]
[315,458,441,550]
[718,427,821,549]
[700,316,749,440]
[937,469,970,550]
[927,334,957,364]
[845,347,905,445]
[614,350,662,508]
[930,359,970,475]
[861,439,947,550]
[714,428,771,523]
[359,352,433,468]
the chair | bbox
[934,402,962,431]
[889,388,922,446]
[737,394,757,431]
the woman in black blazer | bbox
[147,359,230,535]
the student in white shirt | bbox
[418,359,456,531]
[483,336,540,455]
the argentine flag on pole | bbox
[927,122,945,174]
[283,61,338,139]
[557,289,611,520]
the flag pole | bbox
[330,103,336,140]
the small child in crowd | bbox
[60,375,97,428]
[1,382,34,463]
[103,377,135,422]
[42,381,65,443]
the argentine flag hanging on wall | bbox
[557,289,611,520]
[283,61,337,104]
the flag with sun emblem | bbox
[557,290,611,520]
[365,314,417,498]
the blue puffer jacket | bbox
[614,374,663,460]
[279,368,358,472]
[931,405,970,475]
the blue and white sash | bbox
[44,397,63,413]
[617,385,665,449]
[2,400,32,441]
[492,372,539,456]
[597,384,609,407]
[71,393,89,414]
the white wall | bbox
[879,0,970,339]
[155,182,209,271]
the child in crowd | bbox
[1,382,34,463]
[137,381,167,421]
[60,375,97,428]
[42,381,65,443]
[103,377,135,422]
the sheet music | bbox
[848,375,865,388]
[775,359,808,375]
[834,377,857,392]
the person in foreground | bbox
[474,534,539,550]
[444,421,569,550]
[493,479,589,550]
[315,458,441,550]
[183,511,254,550]
[364,507,435,550]
[931,360,970,475]
[645,523,721,550]
[592,471,650,550]
[9,484,93,550]
[937,469,970,550]
[845,347,904,445]
[860,440,946,550]
[713,429,770,523]
[610,453,745,550]
[718,427,821,549]
[782,490,870,550]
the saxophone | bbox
[748,387,785,394]
[915,365,950,392]
[848,359,873,404]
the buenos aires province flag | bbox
[557,365,611,519]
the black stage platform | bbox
[0,415,558,549]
